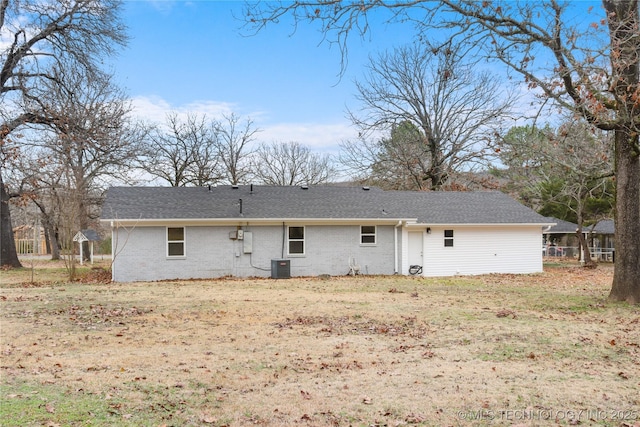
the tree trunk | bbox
[604,0,640,304]
[576,228,596,267]
[608,129,640,303]
[42,216,61,260]
[0,173,22,268]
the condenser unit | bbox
[271,259,290,279]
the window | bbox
[444,229,454,247]
[360,225,376,244]
[167,227,185,257]
[288,226,305,255]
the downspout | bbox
[394,221,402,274]
[110,221,115,282]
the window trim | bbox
[360,225,377,245]
[287,225,305,256]
[167,226,186,258]
[444,229,454,247]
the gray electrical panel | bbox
[243,231,253,254]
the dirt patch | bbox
[1,266,639,426]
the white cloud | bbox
[257,122,356,154]
[129,95,237,122]
[128,95,355,155]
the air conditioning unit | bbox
[271,259,290,279]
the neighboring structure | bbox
[589,219,615,261]
[13,224,47,255]
[72,229,102,265]
[100,185,554,282]
[543,217,579,257]
[542,217,615,262]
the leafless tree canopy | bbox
[214,113,260,185]
[141,113,221,187]
[253,141,335,186]
[12,62,141,263]
[341,40,515,190]
[141,113,259,187]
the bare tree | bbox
[214,113,259,185]
[341,121,427,190]
[14,64,141,263]
[244,0,640,302]
[497,120,615,266]
[342,41,515,190]
[141,113,221,187]
[253,141,335,185]
[1,0,127,267]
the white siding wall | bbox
[420,226,543,277]
[111,224,396,282]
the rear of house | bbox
[101,185,552,282]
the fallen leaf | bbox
[45,403,55,413]
[496,309,517,319]
[300,390,311,400]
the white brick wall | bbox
[111,224,397,281]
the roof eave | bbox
[101,217,414,227]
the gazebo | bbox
[72,229,101,265]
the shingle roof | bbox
[80,229,101,241]
[543,217,577,234]
[590,219,614,234]
[101,185,551,225]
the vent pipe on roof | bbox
[362,186,370,191]
[250,184,253,194]
[239,198,243,215]
[301,184,309,190]
[232,185,239,190]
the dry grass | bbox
[1,264,639,426]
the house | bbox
[100,185,554,282]
[589,219,615,261]
[542,216,615,261]
[543,217,579,257]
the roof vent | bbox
[362,186,370,191]
[231,185,239,190]
[301,185,309,190]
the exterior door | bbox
[408,231,424,274]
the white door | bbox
[408,231,424,274]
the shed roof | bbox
[101,185,551,225]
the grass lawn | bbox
[1,263,638,426]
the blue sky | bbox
[113,1,417,153]
[113,1,604,157]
